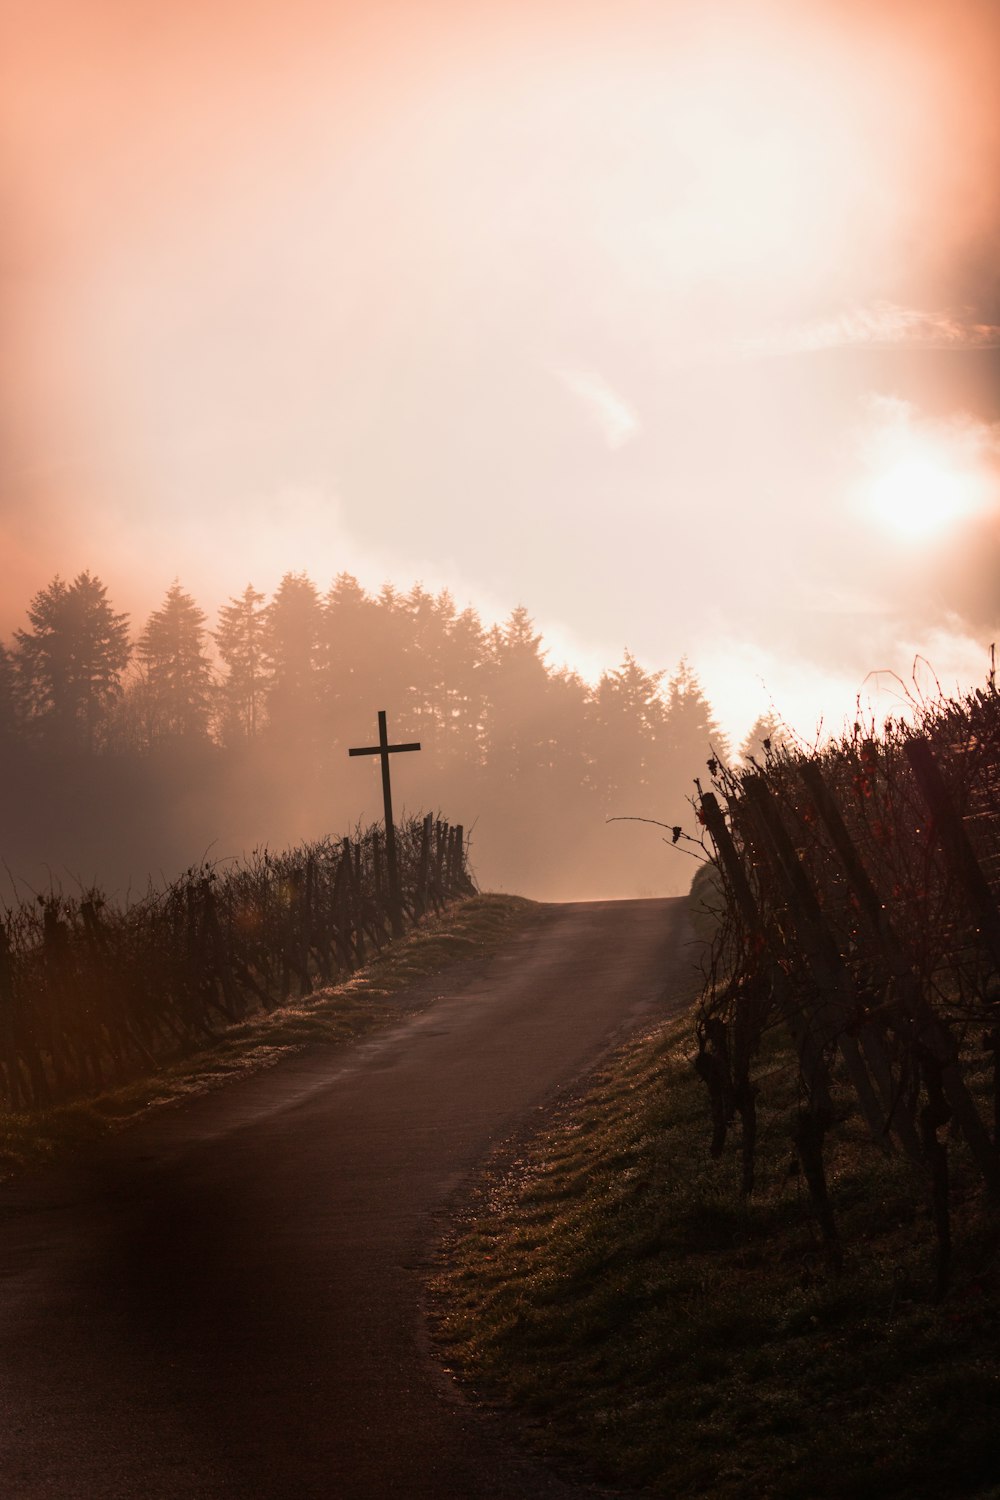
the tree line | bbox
[0,568,745,898]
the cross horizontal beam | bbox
[348,742,421,757]
[348,707,421,761]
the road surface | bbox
[0,897,693,1499]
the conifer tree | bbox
[590,650,666,809]
[663,657,729,774]
[318,571,370,745]
[403,583,451,750]
[103,669,161,754]
[14,571,130,751]
[136,582,213,741]
[263,572,322,741]
[483,606,553,782]
[547,665,592,803]
[438,601,489,770]
[739,711,788,765]
[0,642,16,741]
[215,583,267,742]
[338,583,411,740]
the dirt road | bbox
[0,898,693,1499]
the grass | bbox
[431,1005,1000,1498]
[0,893,541,1181]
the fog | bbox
[2,1,998,897]
[0,572,735,902]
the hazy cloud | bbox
[744,302,1000,357]
[852,393,1000,510]
[555,368,640,450]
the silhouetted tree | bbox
[137,583,214,741]
[215,583,267,743]
[318,572,371,747]
[547,666,593,802]
[263,572,322,742]
[402,583,485,766]
[739,711,789,765]
[483,607,554,785]
[1,560,735,900]
[437,601,489,771]
[340,583,412,741]
[0,642,16,741]
[403,583,443,744]
[589,650,666,810]
[663,658,729,775]
[104,668,161,754]
[14,572,130,751]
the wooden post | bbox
[701,790,833,1118]
[740,775,892,1149]
[699,792,759,930]
[371,829,385,942]
[351,838,366,960]
[0,923,31,1110]
[201,879,243,1018]
[415,812,432,916]
[697,793,785,1190]
[905,736,1000,971]
[797,760,926,1168]
[455,825,467,890]
[898,739,1000,1189]
[435,821,447,893]
[349,711,421,939]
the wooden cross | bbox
[348,710,421,937]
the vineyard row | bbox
[693,683,1000,1296]
[0,814,474,1112]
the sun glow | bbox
[856,398,999,545]
[867,450,983,541]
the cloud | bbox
[741,302,1000,357]
[859,391,1000,451]
[555,368,640,450]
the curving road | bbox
[0,897,692,1499]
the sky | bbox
[3,0,999,745]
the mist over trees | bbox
[135,582,214,743]
[1,568,731,899]
[13,572,130,753]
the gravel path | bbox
[0,897,692,1499]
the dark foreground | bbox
[0,898,692,1499]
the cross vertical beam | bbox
[348,710,421,937]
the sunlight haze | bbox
[3,0,999,748]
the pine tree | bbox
[0,642,16,741]
[136,582,213,741]
[547,665,592,806]
[263,572,322,741]
[483,607,553,783]
[589,650,666,809]
[318,571,370,745]
[215,583,267,742]
[438,601,489,770]
[341,582,411,740]
[403,582,443,745]
[103,669,161,754]
[739,711,789,765]
[14,571,131,751]
[663,658,729,774]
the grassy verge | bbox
[431,1002,1000,1499]
[0,893,540,1182]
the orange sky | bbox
[2,0,999,741]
